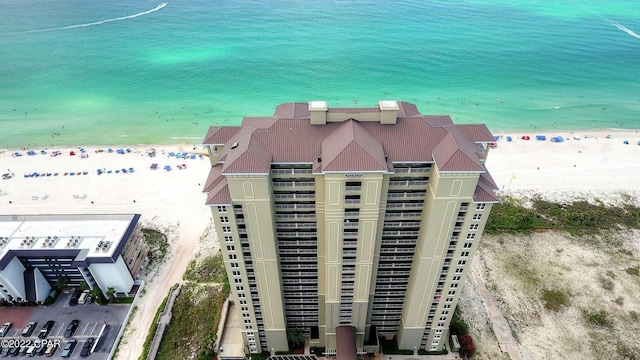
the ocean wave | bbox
[24,3,167,33]
[608,21,640,39]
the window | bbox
[239,300,247,305]
[476,203,486,211]
[238,293,246,298]
[222,226,231,233]
[231,262,239,268]
[458,260,466,266]
[244,319,251,324]
[463,243,472,249]
[469,224,479,230]
[452,276,461,281]
[229,254,237,260]
[455,268,464,273]
[243,313,250,318]
[218,206,227,213]
[435,329,443,334]
[236,286,244,291]
[466,233,475,240]
[227,245,236,252]
[434,335,441,340]
[451,283,458,288]
[232,270,241,276]
[472,214,482,221]
[448,290,456,295]
[234,278,242,284]
[241,307,248,312]
[441,311,449,315]
[446,297,453,303]
[439,316,447,321]
[224,236,233,243]
[461,251,469,257]
[245,325,252,330]
[221,216,230,223]
[443,304,451,309]
[438,322,445,327]
[430,346,438,351]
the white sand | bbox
[487,129,640,194]
[0,128,638,359]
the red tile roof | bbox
[203,102,499,204]
[203,164,224,193]
[321,120,388,172]
[203,126,242,145]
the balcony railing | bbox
[393,167,431,173]
[388,180,429,186]
[271,168,313,174]
[272,181,315,187]
[274,193,315,200]
[387,192,426,198]
[275,203,315,210]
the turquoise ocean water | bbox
[1,0,639,147]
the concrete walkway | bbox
[471,270,523,360]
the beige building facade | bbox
[203,101,498,355]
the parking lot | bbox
[0,290,131,359]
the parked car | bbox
[36,344,47,355]
[64,320,80,338]
[38,320,55,339]
[0,346,9,356]
[21,321,38,337]
[69,290,81,306]
[44,343,58,357]
[0,322,11,336]
[79,337,95,357]
[78,290,90,304]
[60,338,77,358]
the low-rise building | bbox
[0,214,147,303]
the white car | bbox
[0,322,11,337]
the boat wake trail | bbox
[609,21,640,39]
[25,3,167,33]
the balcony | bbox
[271,168,313,174]
[388,179,429,188]
[275,203,316,210]
[345,185,362,191]
[276,223,316,229]
[272,181,315,188]
[382,230,419,236]
[274,193,315,200]
[384,212,422,219]
[279,240,317,247]
[383,221,421,228]
[393,167,431,173]
[386,203,423,209]
[276,213,316,220]
[277,231,317,238]
[387,192,426,199]
[381,239,416,246]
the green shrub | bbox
[541,289,568,311]
[626,265,640,276]
[582,309,613,329]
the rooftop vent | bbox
[230,142,239,149]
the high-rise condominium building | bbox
[203,101,498,356]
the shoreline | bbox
[2,127,640,151]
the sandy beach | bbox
[0,128,639,360]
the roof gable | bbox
[222,130,273,174]
[321,120,388,172]
[433,133,484,172]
